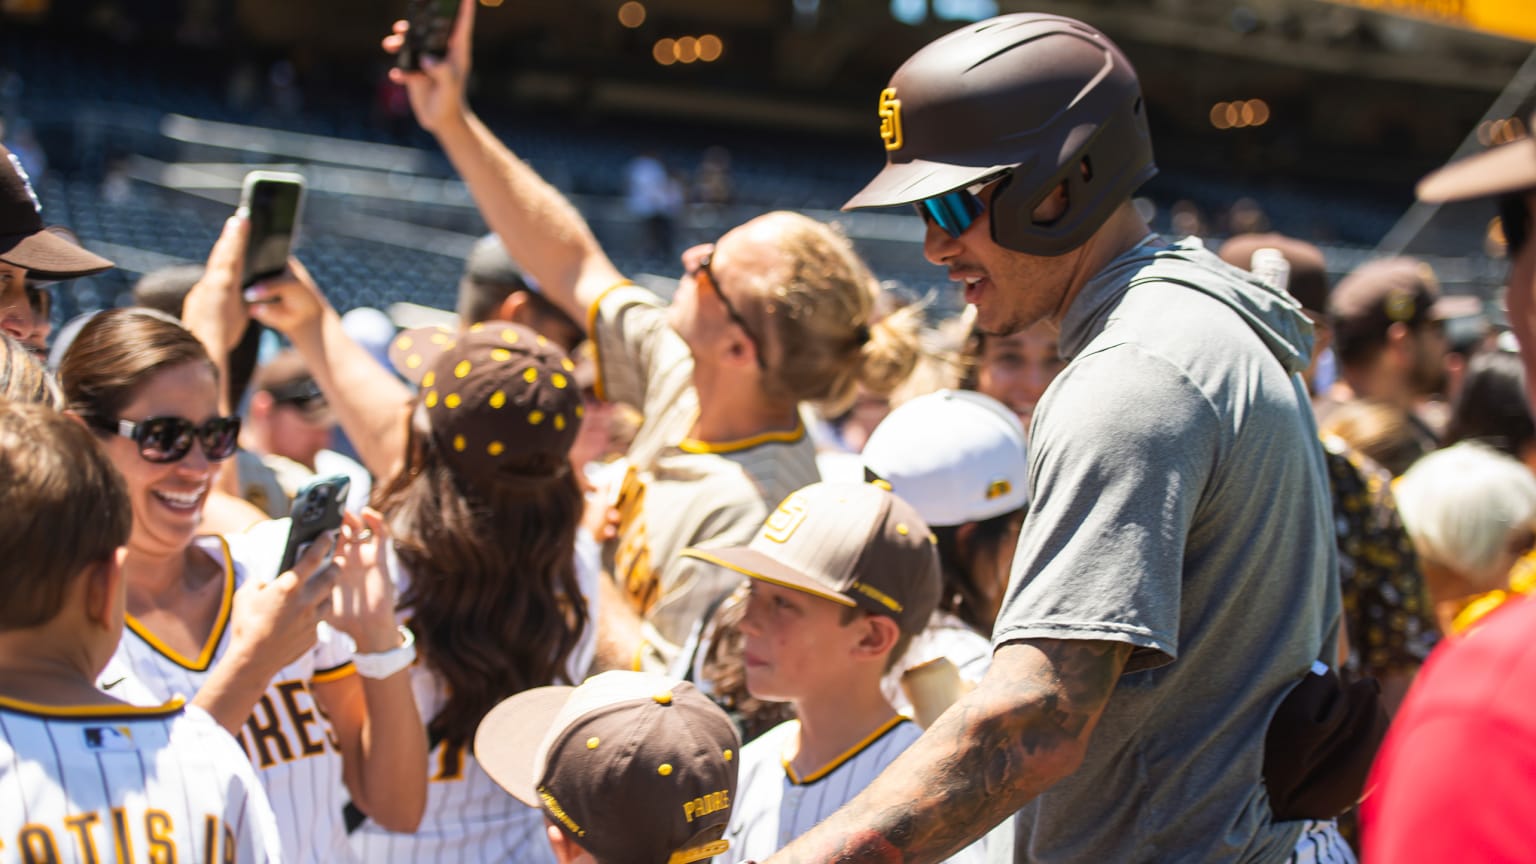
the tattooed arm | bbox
[766,637,1131,864]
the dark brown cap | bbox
[681,481,941,635]
[475,671,741,864]
[0,146,114,281]
[388,321,582,497]
[1418,114,1536,203]
[1217,233,1330,315]
[1331,257,1478,335]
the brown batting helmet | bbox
[844,14,1156,257]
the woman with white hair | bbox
[1393,441,1536,635]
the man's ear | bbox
[84,547,128,630]
[1385,321,1413,364]
[545,820,593,864]
[852,612,901,662]
[498,290,530,325]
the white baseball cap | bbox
[861,389,1028,527]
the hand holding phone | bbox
[239,170,306,290]
[396,0,463,71]
[277,474,351,578]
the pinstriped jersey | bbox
[722,717,985,864]
[98,526,356,864]
[0,698,282,862]
[349,542,601,863]
[589,284,820,670]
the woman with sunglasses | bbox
[361,2,924,675]
[59,306,427,863]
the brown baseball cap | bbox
[0,145,114,281]
[1217,233,1331,316]
[388,320,583,497]
[680,481,941,635]
[475,671,740,864]
[1417,113,1536,203]
[1331,257,1480,338]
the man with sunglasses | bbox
[0,145,114,343]
[768,14,1346,864]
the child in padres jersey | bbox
[0,401,282,863]
[681,482,983,864]
[476,670,741,864]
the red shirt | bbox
[1361,596,1536,862]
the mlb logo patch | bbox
[83,726,136,752]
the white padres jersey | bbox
[349,543,601,863]
[724,717,985,864]
[0,697,282,863]
[99,527,356,864]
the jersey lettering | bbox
[18,825,59,864]
[145,810,175,864]
[62,812,101,864]
[110,808,133,863]
[276,680,327,757]
[431,740,466,782]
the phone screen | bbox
[243,179,302,288]
[398,0,462,71]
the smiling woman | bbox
[57,307,428,863]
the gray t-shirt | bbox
[994,238,1340,863]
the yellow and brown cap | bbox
[388,321,582,497]
[475,671,740,864]
[681,481,941,635]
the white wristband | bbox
[352,625,416,680]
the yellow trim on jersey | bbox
[677,550,856,608]
[0,694,186,720]
[123,536,235,672]
[782,715,909,785]
[585,279,636,403]
[677,419,807,454]
[311,662,357,685]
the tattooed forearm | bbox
[768,638,1131,864]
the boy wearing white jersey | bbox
[681,482,981,864]
[0,401,282,862]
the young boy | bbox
[475,670,741,864]
[680,481,982,864]
[0,400,282,861]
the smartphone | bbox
[239,170,306,289]
[396,0,462,72]
[277,474,351,577]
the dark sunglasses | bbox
[92,415,242,463]
[693,248,767,371]
[913,174,1006,239]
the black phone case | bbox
[397,0,461,71]
[277,475,351,576]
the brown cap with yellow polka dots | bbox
[474,671,741,864]
[388,321,582,496]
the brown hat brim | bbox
[474,685,575,809]
[680,547,857,609]
[0,227,114,280]
[843,157,1010,211]
[1417,137,1536,204]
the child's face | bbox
[737,580,865,703]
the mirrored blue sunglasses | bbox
[913,174,1006,239]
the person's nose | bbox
[922,220,962,267]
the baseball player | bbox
[680,482,982,864]
[0,401,282,862]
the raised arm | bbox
[383,2,625,328]
[246,258,414,482]
[768,637,1130,864]
[1508,190,1536,408]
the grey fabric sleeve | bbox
[590,284,674,409]
[993,342,1225,672]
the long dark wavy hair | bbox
[374,408,588,750]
